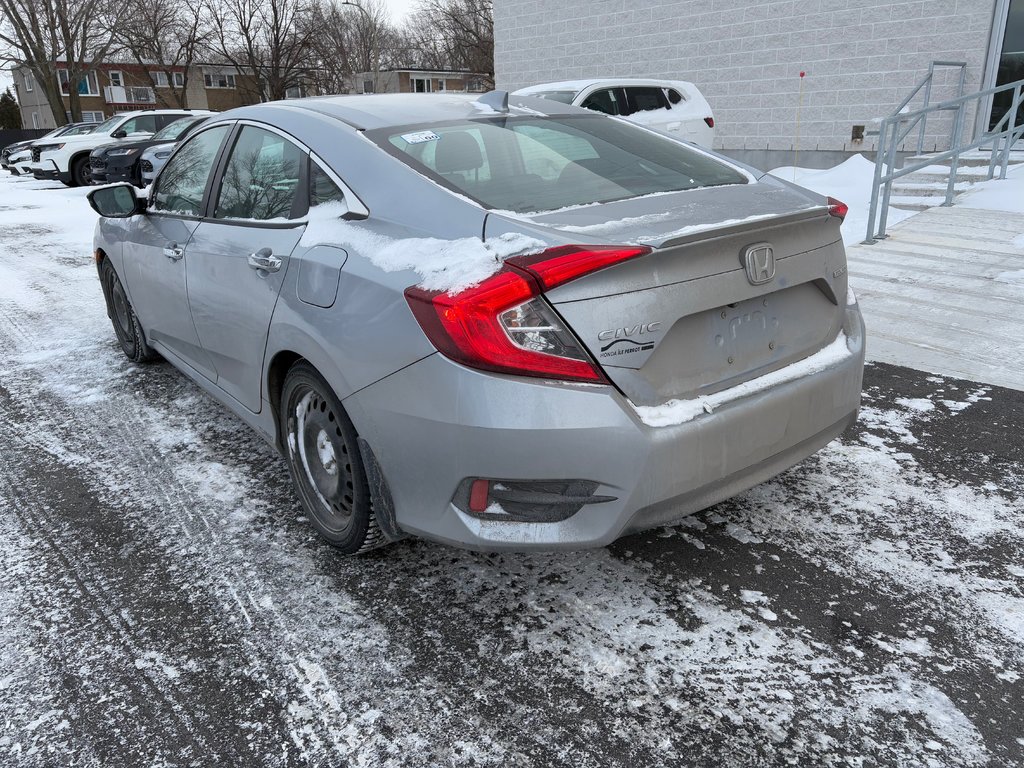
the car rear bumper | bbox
[344,303,866,551]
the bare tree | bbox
[305,0,392,94]
[403,0,493,86]
[0,0,124,123]
[114,0,209,108]
[208,0,318,101]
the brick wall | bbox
[495,0,998,152]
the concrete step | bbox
[904,152,1024,169]
[891,181,971,197]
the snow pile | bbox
[769,154,918,244]
[959,161,1024,212]
[301,202,544,293]
[634,332,853,427]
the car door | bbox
[121,123,233,380]
[185,123,308,412]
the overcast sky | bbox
[383,0,418,22]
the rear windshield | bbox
[374,115,746,214]
[153,116,204,141]
[522,90,577,104]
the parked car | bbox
[138,116,214,185]
[2,122,96,175]
[90,114,214,186]
[513,79,716,148]
[86,93,863,554]
[29,109,207,186]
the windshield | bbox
[376,115,747,214]
[92,115,123,134]
[153,116,204,142]
[63,124,96,136]
[522,90,577,104]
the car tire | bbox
[70,155,90,187]
[99,258,159,363]
[281,362,384,554]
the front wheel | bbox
[99,258,159,363]
[69,155,90,187]
[281,363,384,554]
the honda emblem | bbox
[742,243,775,285]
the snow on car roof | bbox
[260,93,587,130]
[513,78,700,95]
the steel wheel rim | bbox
[290,389,354,533]
[110,279,134,340]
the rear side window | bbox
[379,115,746,214]
[153,125,230,216]
[214,126,305,221]
[624,87,669,114]
[580,88,622,116]
[309,160,345,208]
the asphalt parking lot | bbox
[1,176,1022,766]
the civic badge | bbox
[742,243,775,285]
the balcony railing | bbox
[103,86,156,105]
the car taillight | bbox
[704,117,714,128]
[827,196,848,221]
[405,245,650,383]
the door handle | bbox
[163,243,184,261]
[247,249,282,273]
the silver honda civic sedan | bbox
[87,92,865,554]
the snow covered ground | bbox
[0,173,1022,766]
[769,155,919,245]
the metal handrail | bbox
[888,61,967,156]
[863,74,1024,244]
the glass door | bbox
[990,0,1024,130]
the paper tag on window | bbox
[400,131,440,144]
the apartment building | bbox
[12,63,266,129]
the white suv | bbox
[512,79,716,148]
[29,109,209,187]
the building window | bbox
[284,85,305,99]
[151,71,168,87]
[31,112,38,128]
[204,73,236,89]
[174,72,184,87]
[363,79,374,94]
[109,71,123,87]
[411,77,432,93]
[437,80,446,92]
[58,70,99,96]
[24,71,34,92]
[81,111,104,123]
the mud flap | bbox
[357,437,406,543]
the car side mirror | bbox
[111,130,127,139]
[87,184,146,218]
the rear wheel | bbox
[282,363,384,554]
[69,155,90,187]
[100,258,158,363]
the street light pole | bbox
[341,1,378,95]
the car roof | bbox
[250,93,587,130]
[514,79,696,95]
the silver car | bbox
[87,92,865,554]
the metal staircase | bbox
[863,63,1024,243]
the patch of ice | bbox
[895,397,935,413]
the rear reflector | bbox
[469,478,490,512]
[406,245,649,383]
[827,196,848,221]
[704,117,715,128]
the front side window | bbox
[214,126,304,221]
[153,125,231,216]
[379,115,747,214]
[118,115,158,136]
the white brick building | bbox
[495,0,1024,160]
